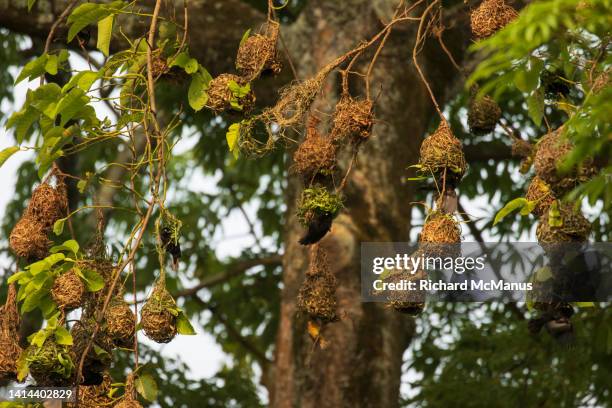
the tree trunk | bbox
[271,1,470,407]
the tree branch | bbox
[463,140,515,162]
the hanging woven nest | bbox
[51,270,86,311]
[385,266,427,316]
[419,120,467,187]
[26,338,74,386]
[236,22,281,80]
[26,178,68,229]
[115,399,144,408]
[467,94,501,135]
[104,297,136,348]
[330,94,374,144]
[70,319,113,386]
[9,216,51,260]
[79,259,115,311]
[141,281,178,344]
[296,187,343,245]
[534,128,596,194]
[470,0,518,39]
[536,203,591,245]
[114,373,143,408]
[297,247,338,323]
[75,374,114,407]
[206,73,255,113]
[540,69,571,99]
[292,117,337,182]
[0,284,23,382]
[525,176,556,217]
[67,371,113,408]
[419,211,462,258]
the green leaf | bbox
[62,71,100,93]
[80,268,105,292]
[53,218,66,235]
[135,373,159,402]
[226,123,240,160]
[21,286,48,313]
[527,89,545,127]
[176,311,196,335]
[55,326,73,346]
[97,15,114,56]
[188,72,209,111]
[494,198,528,225]
[45,54,59,76]
[239,28,251,47]
[169,52,199,74]
[16,350,30,381]
[67,3,112,42]
[31,83,62,119]
[0,146,20,168]
[7,271,27,284]
[56,88,90,126]
[15,54,49,84]
[6,104,40,143]
[50,239,79,255]
[574,302,595,308]
[520,200,537,216]
[28,0,37,11]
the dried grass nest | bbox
[67,371,114,408]
[26,338,74,386]
[534,129,596,194]
[115,399,144,408]
[536,204,591,244]
[51,270,86,311]
[141,282,178,344]
[525,176,556,218]
[105,297,136,347]
[236,22,281,79]
[9,216,51,260]
[470,0,518,39]
[385,268,427,316]
[0,284,23,382]
[330,94,374,144]
[297,249,338,323]
[419,121,467,186]
[419,212,462,258]
[70,320,113,385]
[467,94,501,135]
[206,73,255,113]
[292,118,337,181]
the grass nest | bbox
[26,338,74,386]
[70,320,113,386]
[236,22,281,80]
[9,215,51,260]
[51,270,86,311]
[536,204,591,245]
[105,297,136,347]
[419,212,462,258]
[296,187,343,245]
[141,282,178,344]
[525,176,556,217]
[67,371,114,408]
[541,69,571,99]
[206,73,255,114]
[0,284,23,382]
[26,179,68,229]
[330,94,374,144]
[297,248,338,323]
[292,117,337,182]
[467,94,501,135]
[419,121,467,187]
[534,129,596,194]
[385,268,427,316]
[470,0,518,39]
[79,259,115,311]
[115,400,144,408]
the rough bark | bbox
[271,1,470,407]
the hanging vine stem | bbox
[412,0,445,120]
[75,0,167,395]
[40,0,80,85]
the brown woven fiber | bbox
[0,284,23,382]
[330,94,374,144]
[236,22,281,80]
[141,281,178,344]
[470,0,519,39]
[105,297,136,347]
[9,216,51,260]
[525,176,556,217]
[292,117,337,181]
[419,211,462,258]
[467,94,501,135]
[419,120,467,183]
[206,73,255,113]
[536,204,591,245]
[51,270,86,311]
[297,247,338,323]
[26,178,68,229]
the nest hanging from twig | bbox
[534,128,596,195]
[141,281,178,344]
[292,117,337,182]
[470,0,518,39]
[51,270,86,311]
[236,22,281,80]
[419,212,462,258]
[26,177,68,229]
[9,216,51,260]
[330,94,374,144]
[206,73,255,113]
[0,284,23,382]
[467,94,501,135]
[70,319,113,386]
[296,187,343,245]
[297,247,338,323]
[536,204,591,245]
[26,338,74,386]
[66,371,114,408]
[385,265,427,316]
[419,121,467,186]
[105,297,136,348]
[525,176,556,217]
